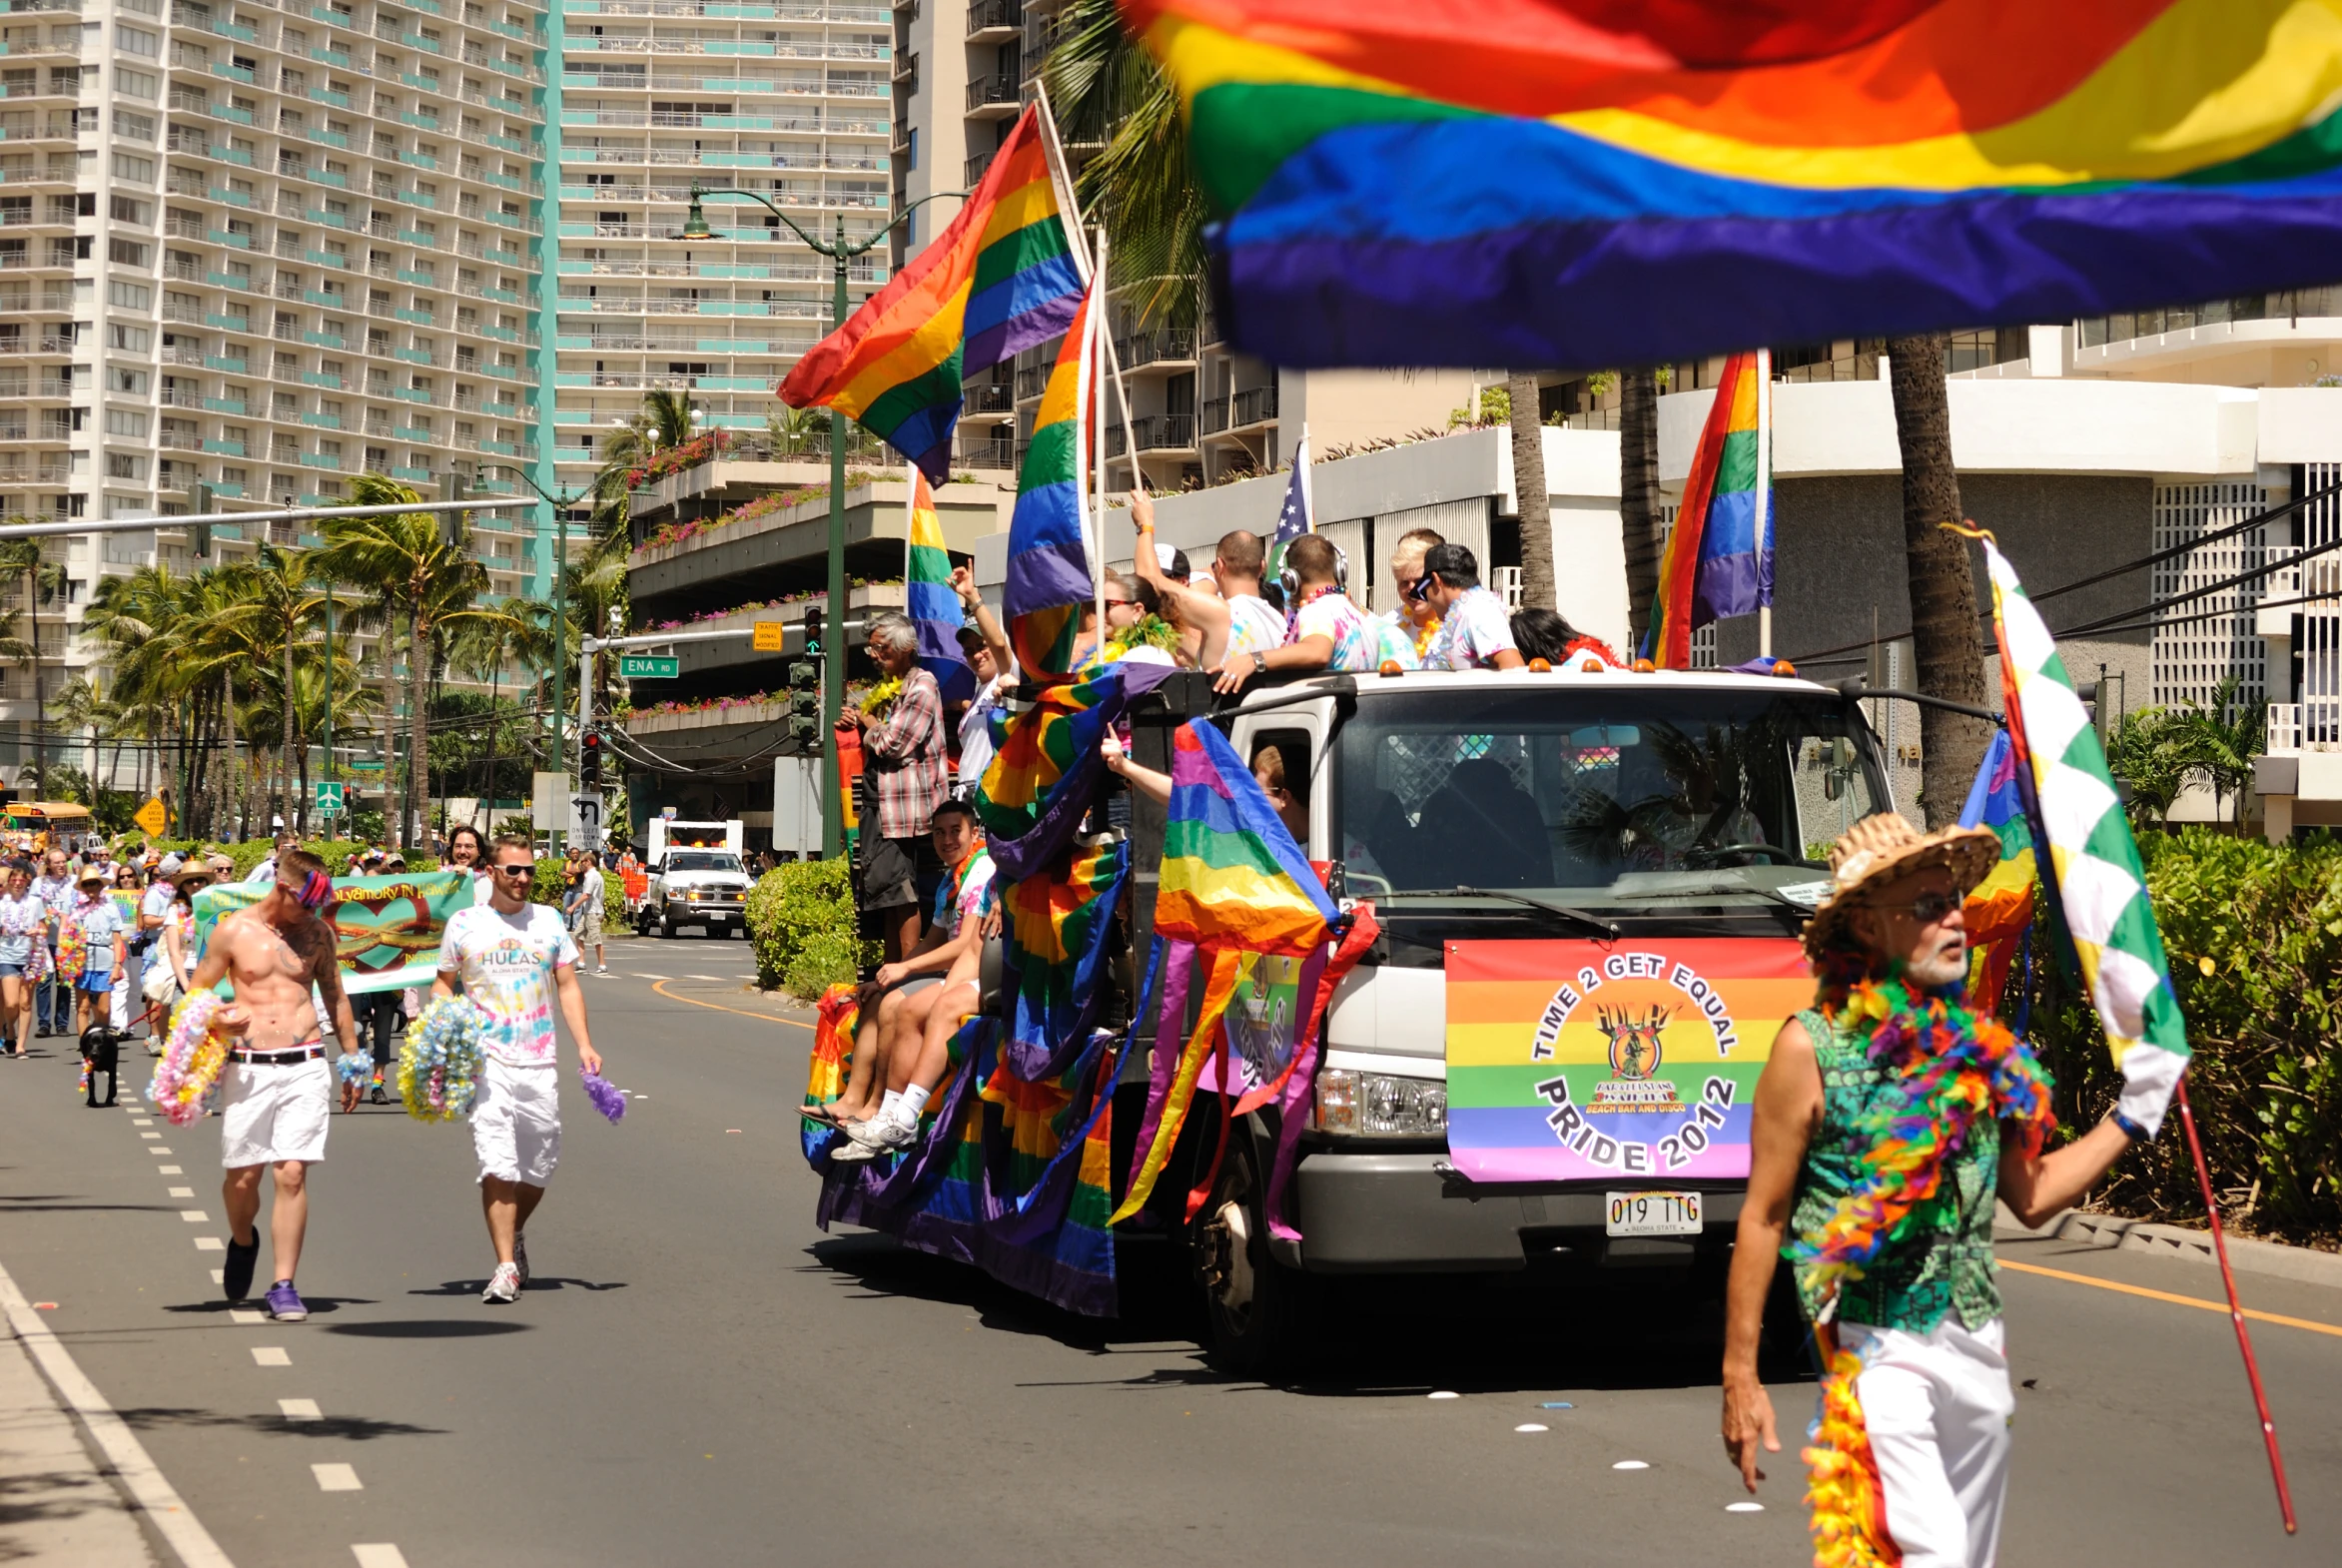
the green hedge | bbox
[744,859,870,1000]
[2022,829,2342,1246]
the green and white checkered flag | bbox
[1979,531,2189,1134]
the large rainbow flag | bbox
[1122,1,2342,368]
[777,106,1084,481]
[1641,350,1769,668]
[904,470,973,703]
[1958,727,2037,1015]
[1001,283,1098,682]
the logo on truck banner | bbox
[1444,938,1810,1184]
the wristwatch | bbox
[2110,1108,2150,1142]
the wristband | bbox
[2110,1108,2150,1143]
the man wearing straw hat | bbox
[1720,812,2147,1568]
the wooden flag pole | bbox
[1090,229,1109,639]
[1755,347,1773,658]
[2173,1073,2297,1534]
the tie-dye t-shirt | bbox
[438,903,579,1067]
[1290,588,1376,672]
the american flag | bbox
[1270,425,1313,577]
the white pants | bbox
[471,1058,560,1185]
[1841,1315,2014,1568]
[220,1056,333,1168]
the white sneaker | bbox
[594,967,610,977]
[482,1262,521,1303]
[844,1112,914,1151]
[828,1137,881,1164]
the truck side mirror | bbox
[1822,737,1855,801]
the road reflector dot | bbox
[726,1129,742,1135]
[1514,1423,1547,1433]
[1727,1502,1765,1513]
[1427,1390,1459,1400]
[31,1301,55,1310]
[1612,1460,1650,1471]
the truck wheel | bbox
[660,914,676,939]
[1192,1129,1315,1378]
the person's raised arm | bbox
[1998,1114,2132,1228]
[1129,490,1232,667]
[1100,731,1171,806]
[552,962,601,1076]
[1721,1016,1824,1494]
[950,565,1013,677]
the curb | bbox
[1996,1201,2342,1291]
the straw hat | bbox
[1801,812,1999,963]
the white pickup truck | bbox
[638,847,754,938]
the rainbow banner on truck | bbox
[1445,938,1808,1183]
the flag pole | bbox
[1034,84,1140,491]
[1755,347,1773,658]
[2174,1073,2299,1534]
[1090,230,1108,640]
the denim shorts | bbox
[0,962,23,979]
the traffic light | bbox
[800,604,823,656]
[440,473,466,547]
[580,729,604,787]
[191,482,213,559]
[788,657,822,751]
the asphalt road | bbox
[2,932,2336,1568]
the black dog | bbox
[79,1025,124,1109]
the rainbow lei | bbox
[399,995,488,1122]
[1792,970,2054,1566]
[151,992,229,1127]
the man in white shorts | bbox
[434,833,605,1304]
[185,848,366,1322]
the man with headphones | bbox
[1212,532,1376,693]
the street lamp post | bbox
[481,463,584,845]
[677,186,965,860]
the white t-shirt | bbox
[438,903,579,1068]
[958,673,1004,797]
[577,865,604,909]
[1223,594,1286,660]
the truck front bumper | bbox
[1284,1149,1744,1274]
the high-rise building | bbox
[549,0,894,502]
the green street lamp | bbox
[675,185,966,859]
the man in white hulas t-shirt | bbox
[434,833,606,1304]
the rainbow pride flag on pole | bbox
[778,105,1085,481]
[1958,727,2037,1015]
[1001,282,1099,682]
[1123,1,2342,369]
[1641,351,1770,668]
[904,470,972,703]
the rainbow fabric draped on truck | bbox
[1121,0,2342,368]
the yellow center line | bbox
[1999,1256,2342,1339]
[650,977,814,1030]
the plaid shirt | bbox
[864,665,949,842]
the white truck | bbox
[646,817,743,863]
[1104,665,1892,1372]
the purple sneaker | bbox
[264,1280,308,1321]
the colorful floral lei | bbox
[399,995,488,1122]
[152,992,230,1127]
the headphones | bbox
[1276,535,1350,604]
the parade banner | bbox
[192,870,470,996]
[1444,938,1807,1183]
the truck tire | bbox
[660,913,676,939]
[1191,1128,1316,1378]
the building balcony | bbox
[965,0,1018,39]
[964,74,1018,116]
[1116,328,1195,372]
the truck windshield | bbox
[664,852,742,874]
[1337,686,1888,917]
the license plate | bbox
[1605,1189,1702,1237]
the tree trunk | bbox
[1507,373,1554,613]
[1886,333,1993,827]
[406,603,428,850]
[1618,369,1666,654]
[284,631,300,836]
[380,627,402,846]
[222,668,245,840]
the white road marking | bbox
[1726,1501,1765,1513]
[151,1147,171,1155]
[209,1269,224,1284]
[735,973,758,980]
[251,1347,291,1367]
[139,1132,160,1140]
[169,1186,195,1197]
[280,1398,322,1420]
[0,1257,236,1568]
[687,974,724,982]
[131,1118,153,1127]
[1514,1423,1548,1433]
[181,1210,209,1222]
[158,1165,182,1174]
[195,1237,225,1251]
[231,1310,265,1325]
[353,1545,409,1568]
[633,972,670,980]
[312,1463,363,1492]
[1611,1460,1649,1471]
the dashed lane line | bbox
[0,1256,237,1567]
[312,1463,363,1492]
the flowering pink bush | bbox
[622,429,736,492]
[637,579,899,633]
[628,690,780,719]
[630,468,893,555]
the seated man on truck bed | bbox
[816,801,993,1139]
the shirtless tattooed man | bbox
[185,848,365,1320]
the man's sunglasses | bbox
[1869,889,1962,925]
[492,861,535,877]
[1404,572,1435,602]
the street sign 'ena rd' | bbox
[621,654,681,679]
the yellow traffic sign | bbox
[752,620,786,652]
[133,796,169,837]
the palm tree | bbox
[2186,677,2269,833]
[315,472,517,847]
[1885,334,1993,826]
[1506,374,1554,614]
[219,544,330,831]
[0,534,65,798]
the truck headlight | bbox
[1314,1069,1447,1137]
